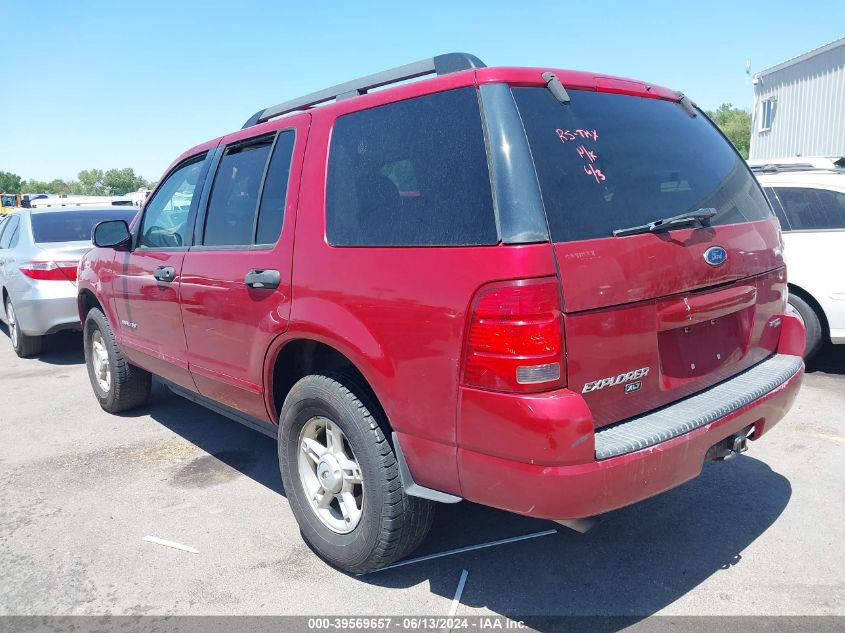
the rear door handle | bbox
[153,266,176,283]
[244,269,280,289]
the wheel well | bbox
[78,290,103,322]
[271,340,388,427]
[788,283,829,336]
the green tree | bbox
[77,168,106,195]
[103,167,148,194]
[0,171,23,193]
[706,103,752,159]
[20,179,51,193]
[48,179,73,195]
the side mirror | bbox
[93,220,132,251]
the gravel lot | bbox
[1,327,843,621]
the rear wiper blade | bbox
[612,208,717,237]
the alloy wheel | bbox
[90,329,111,392]
[6,300,18,349]
[297,416,364,534]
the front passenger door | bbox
[112,153,210,389]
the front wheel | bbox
[5,297,42,358]
[279,374,435,573]
[84,307,151,413]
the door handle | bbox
[153,266,176,283]
[244,269,280,289]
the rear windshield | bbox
[31,209,138,243]
[513,88,772,242]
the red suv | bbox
[78,53,806,573]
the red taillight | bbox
[462,278,565,393]
[19,260,78,282]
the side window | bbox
[139,155,206,249]
[256,131,296,245]
[763,187,790,229]
[203,136,273,247]
[0,216,20,249]
[326,87,497,247]
[773,187,845,230]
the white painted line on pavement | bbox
[448,569,469,617]
[143,535,199,554]
[369,528,557,573]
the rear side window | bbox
[204,137,273,246]
[31,210,138,243]
[256,131,296,245]
[326,87,497,246]
[0,216,19,249]
[763,187,790,228]
[513,88,772,242]
[769,187,845,231]
[203,131,295,247]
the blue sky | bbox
[2,1,843,182]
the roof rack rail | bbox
[242,52,486,129]
[749,159,845,174]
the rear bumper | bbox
[9,288,80,336]
[457,353,804,520]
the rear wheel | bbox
[84,307,151,413]
[787,293,823,360]
[5,297,42,358]
[279,373,435,573]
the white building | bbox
[750,37,845,160]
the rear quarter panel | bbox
[278,102,559,495]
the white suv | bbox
[751,157,845,359]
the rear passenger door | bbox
[180,115,308,420]
[0,215,21,288]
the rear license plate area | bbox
[658,306,754,388]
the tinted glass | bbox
[204,138,273,247]
[326,87,497,246]
[31,209,137,243]
[140,156,205,248]
[763,187,790,228]
[256,131,295,245]
[513,88,773,243]
[771,187,845,230]
[0,216,19,249]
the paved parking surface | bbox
[1,328,844,621]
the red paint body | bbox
[78,64,804,519]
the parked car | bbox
[0,206,138,356]
[78,53,805,573]
[750,157,845,359]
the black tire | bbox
[279,373,435,573]
[788,293,823,360]
[5,297,42,358]
[83,307,151,413]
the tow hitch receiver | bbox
[705,426,753,461]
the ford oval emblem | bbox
[704,246,727,267]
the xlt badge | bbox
[582,367,650,394]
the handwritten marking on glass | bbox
[556,128,599,143]
[583,163,606,183]
[555,128,606,184]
